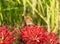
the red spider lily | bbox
[47,32,59,44]
[19,26,59,44]
[0,26,14,44]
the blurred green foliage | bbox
[0,0,60,35]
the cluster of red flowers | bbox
[0,25,59,44]
[20,26,59,44]
[0,26,14,44]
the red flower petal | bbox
[19,25,59,44]
[0,26,14,44]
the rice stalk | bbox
[26,0,47,24]
[32,0,36,15]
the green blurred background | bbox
[0,0,60,38]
